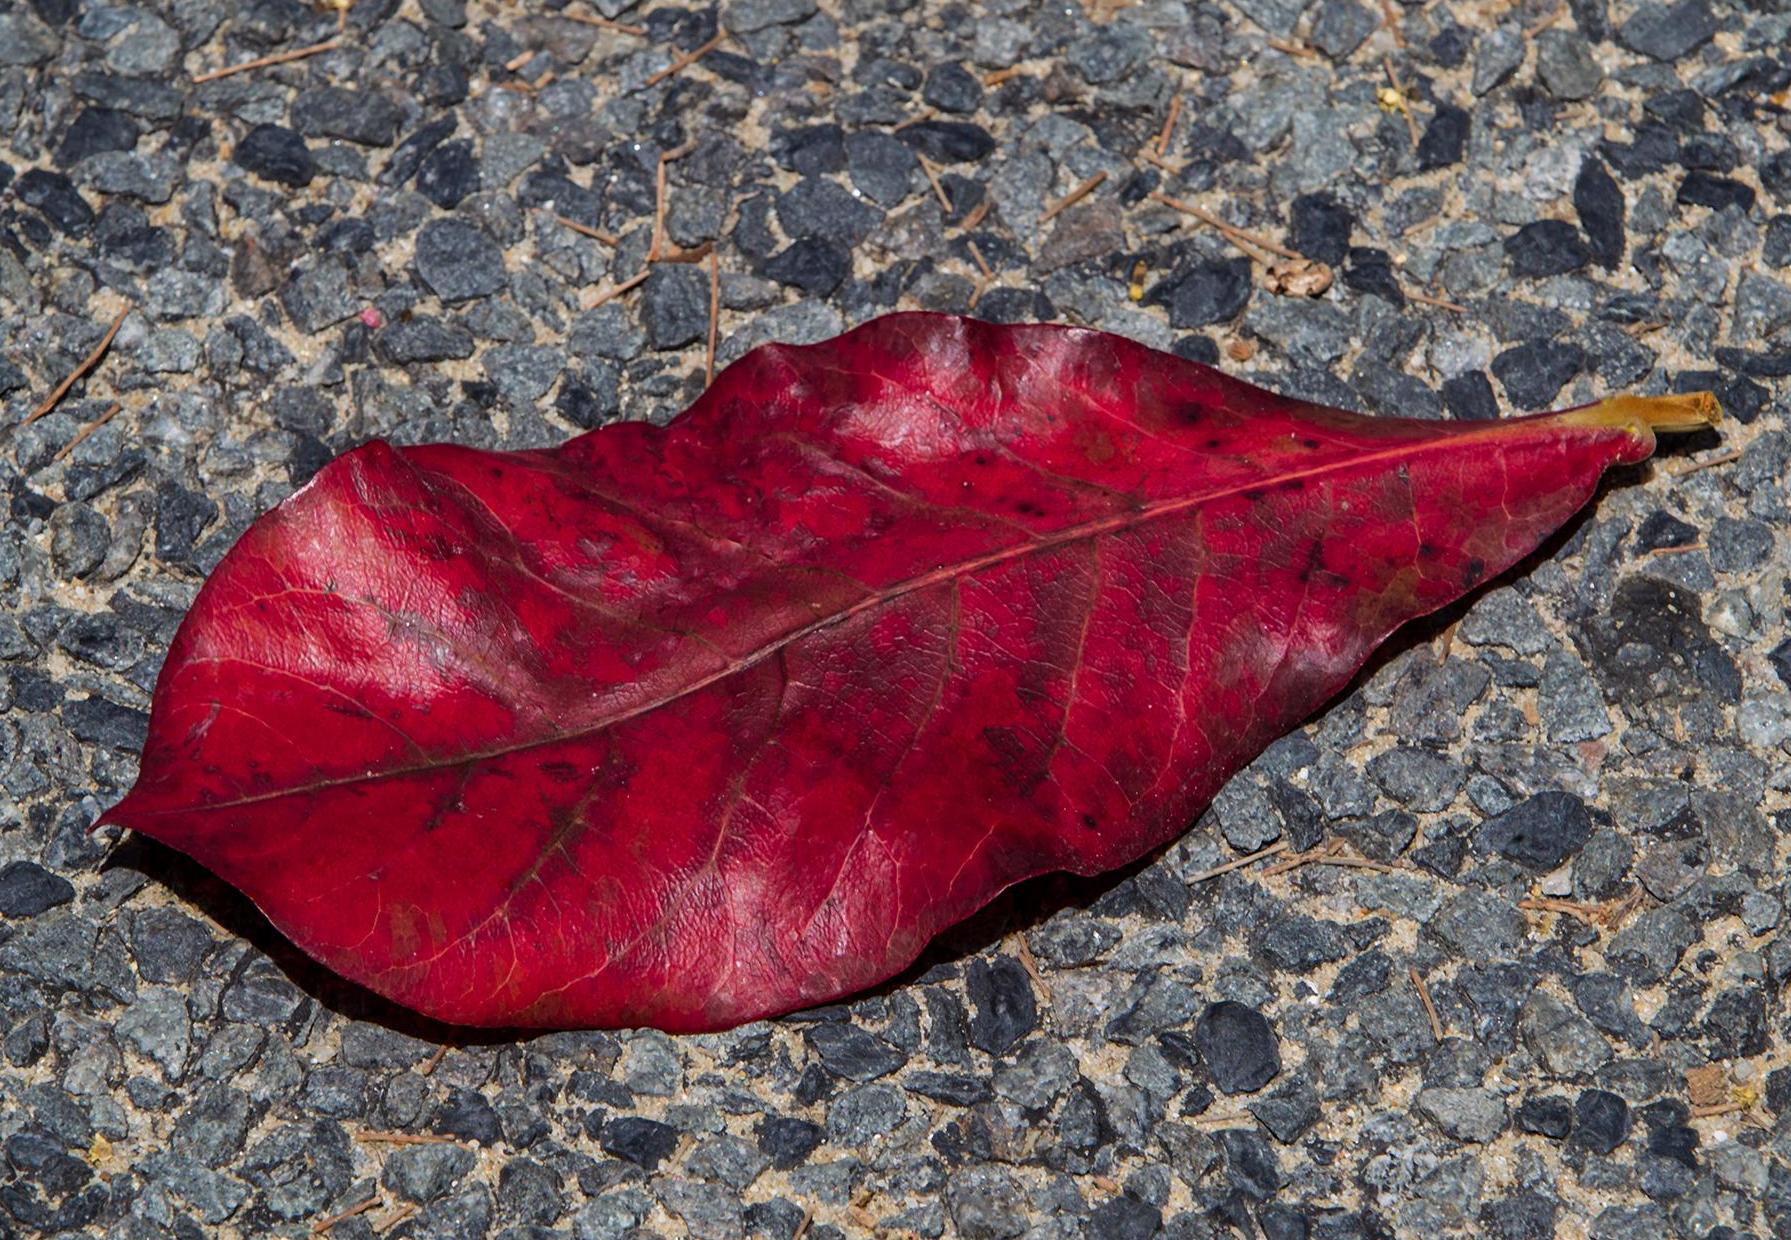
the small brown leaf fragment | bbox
[1686,1064,1728,1108]
[1263,258,1334,297]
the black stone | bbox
[1704,988,1768,1058]
[973,287,1055,324]
[1714,347,1791,378]
[902,1072,992,1106]
[601,1116,680,1169]
[1764,215,1791,268]
[1288,193,1352,266]
[1260,1204,1311,1240]
[923,62,983,113]
[771,124,846,175]
[1216,1127,1282,1200]
[1769,638,1791,690]
[805,1023,904,1081]
[1477,791,1592,871]
[844,131,917,207]
[1600,123,1679,180]
[416,139,479,208]
[414,218,507,303]
[1195,1001,1282,1094]
[319,217,375,254]
[756,1116,823,1169]
[1480,1193,1557,1240]
[376,316,475,363]
[1636,510,1698,551]
[1573,1089,1630,1154]
[432,1088,503,1145]
[1617,0,1715,61]
[777,177,882,244]
[1442,371,1500,421]
[1579,577,1741,707]
[1087,1195,1161,1240]
[1343,247,1404,305]
[894,120,996,163]
[291,85,403,146]
[1679,133,1739,173]
[14,169,95,235]
[1490,339,1584,409]
[382,118,456,187]
[1417,105,1469,170]
[1504,220,1591,278]
[1516,1095,1574,1139]
[1148,258,1252,328]
[55,107,138,168]
[641,265,708,351]
[0,861,75,918]
[155,484,218,564]
[966,956,1037,1055]
[1677,172,1755,213]
[63,696,148,750]
[1765,150,1791,203]
[233,124,316,188]
[762,238,850,296]
[1646,1123,1698,1169]
[1573,159,1624,270]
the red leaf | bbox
[102,314,1717,1031]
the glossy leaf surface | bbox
[103,314,1708,1030]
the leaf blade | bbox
[107,314,1681,1030]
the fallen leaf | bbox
[100,314,1718,1031]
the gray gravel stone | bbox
[1416,1087,1508,1142]
[1521,990,1612,1078]
[414,218,508,303]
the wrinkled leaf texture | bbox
[104,314,1712,1031]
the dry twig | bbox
[1673,449,1740,477]
[418,1043,451,1077]
[584,269,651,309]
[1379,0,1405,46]
[374,1202,419,1234]
[644,30,725,88]
[1011,932,1051,1003]
[1155,93,1183,157]
[1187,839,1291,883]
[1410,967,1445,1041]
[25,308,128,426]
[312,1195,381,1235]
[1039,171,1108,225]
[554,214,619,247]
[194,38,341,83]
[917,155,953,212]
[1152,193,1303,259]
[649,138,699,262]
[54,402,121,462]
[1406,289,1468,313]
[355,1130,464,1146]
[562,10,647,34]
[1266,36,1317,56]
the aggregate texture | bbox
[0,0,1788,1236]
